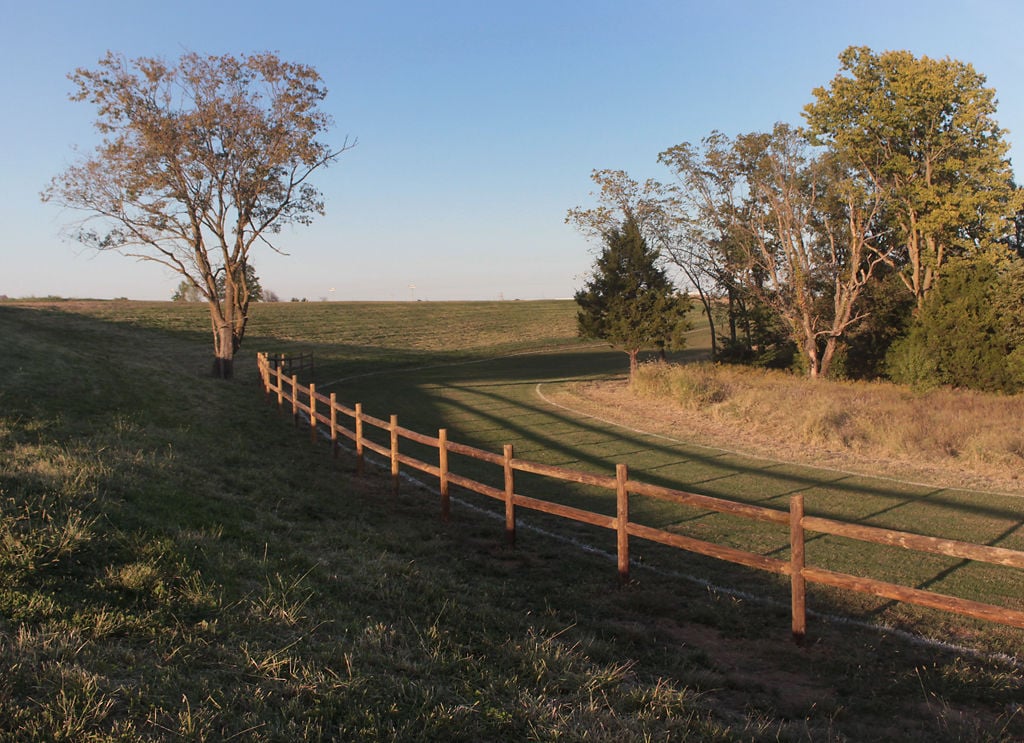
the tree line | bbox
[571,46,1024,392]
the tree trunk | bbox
[204,268,250,379]
[818,336,838,379]
[694,287,717,359]
[803,326,821,379]
[728,288,738,345]
[207,297,235,380]
[213,322,235,379]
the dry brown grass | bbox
[552,361,1024,495]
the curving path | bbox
[323,343,1024,637]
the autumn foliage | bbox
[44,51,352,377]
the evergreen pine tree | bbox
[575,218,692,378]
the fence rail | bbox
[257,352,1024,642]
[265,350,315,380]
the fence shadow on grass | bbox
[259,348,1024,643]
[404,365,1024,535]
[311,339,1024,591]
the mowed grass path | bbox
[314,318,1024,655]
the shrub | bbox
[886,257,1024,394]
[843,270,915,379]
[884,327,942,392]
[632,362,734,409]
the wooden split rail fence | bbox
[264,350,315,380]
[257,352,1024,642]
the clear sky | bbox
[3,0,1023,301]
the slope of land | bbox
[2,301,1022,741]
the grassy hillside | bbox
[20,299,590,376]
[1,301,1022,741]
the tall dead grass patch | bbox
[632,362,1024,480]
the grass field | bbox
[2,299,1023,741]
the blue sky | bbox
[3,0,1023,301]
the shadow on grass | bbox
[282,336,1024,631]
[18,302,1017,638]
[367,359,1024,527]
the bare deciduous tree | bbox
[44,51,354,377]
[662,124,890,378]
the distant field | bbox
[6,298,714,378]
[2,299,1022,741]
[16,298,588,371]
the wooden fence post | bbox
[275,365,284,410]
[263,354,271,402]
[616,463,629,584]
[504,444,515,546]
[291,375,299,426]
[390,414,399,495]
[355,403,364,475]
[330,393,338,458]
[258,353,269,402]
[309,383,317,444]
[439,428,450,522]
[790,493,807,644]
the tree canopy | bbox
[887,256,1024,393]
[660,123,890,378]
[803,46,1021,309]
[573,45,1023,391]
[44,51,353,377]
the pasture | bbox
[1,299,1022,741]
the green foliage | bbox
[715,294,797,370]
[887,257,1024,392]
[884,326,943,392]
[575,219,692,373]
[170,281,201,302]
[660,123,891,379]
[804,46,1022,308]
[843,270,916,379]
[214,262,263,302]
[648,45,1023,383]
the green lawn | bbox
[2,300,1022,741]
